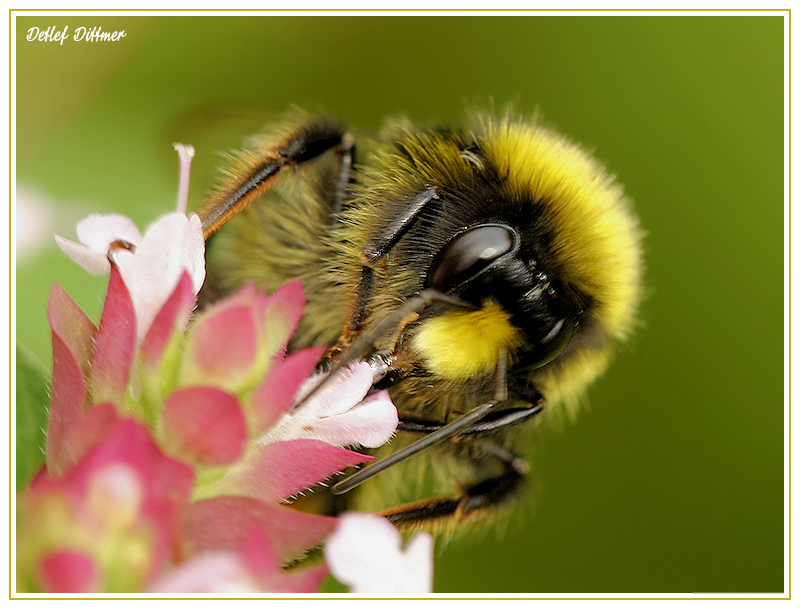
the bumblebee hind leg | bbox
[377,439,529,533]
[198,116,354,238]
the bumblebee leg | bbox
[331,133,355,220]
[198,118,351,238]
[344,187,440,341]
[377,440,529,530]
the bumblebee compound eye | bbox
[525,316,575,370]
[426,224,517,293]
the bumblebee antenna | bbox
[331,350,509,495]
[331,402,495,495]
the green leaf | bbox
[16,343,50,490]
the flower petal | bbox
[248,346,326,435]
[207,439,374,503]
[45,286,95,473]
[181,303,259,394]
[76,213,142,253]
[239,528,329,593]
[148,552,257,593]
[150,531,328,593]
[54,235,111,275]
[261,362,398,449]
[138,272,196,410]
[44,402,120,477]
[140,271,196,371]
[295,361,375,419]
[47,283,97,372]
[324,512,433,593]
[160,387,248,467]
[89,265,136,408]
[296,390,398,449]
[38,550,98,593]
[258,281,305,359]
[179,496,337,564]
[54,213,143,276]
[115,211,205,341]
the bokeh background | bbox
[15,14,785,593]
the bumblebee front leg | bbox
[198,117,352,238]
[344,187,440,343]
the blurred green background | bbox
[15,15,785,593]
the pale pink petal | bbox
[248,346,326,434]
[76,213,142,252]
[299,390,398,449]
[149,552,259,593]
[115,212,205,341]
[54,213,143,276]
[38,550,98,593]
[44,402,119,477]
[45,326,87,474]
[47,283,97,374]
[258,280,305,359]
[161,387,248,467]
[324,512,433,593]
[179,496,337,563]
[182,303,258,392]
[150,534,327,593]
[184,214,206,293]
[54,235,111,275]
[89,265,136,408]
[238,529,329,593]
[295,362,375,419]
[261,363,398,448]
[209,439,374,503]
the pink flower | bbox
[25,140,418,594]
[17,419,195,593]
[54,144,205,341]
[324,513,434,593]
[150,526,328,593]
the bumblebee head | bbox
[425,222,581,372]
[346,112,643,414]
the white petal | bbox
[324,513,433,593]
[261,363,398,448]
[54,234,111,275]
[400,528,434,592]
[303,390,398,448]
[76,213,142,252]
[295,362,374,419]
[116,212,205,340]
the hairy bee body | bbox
[202,109,643,534]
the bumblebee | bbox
[198,108,643,536]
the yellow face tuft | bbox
[411,301,523,381]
